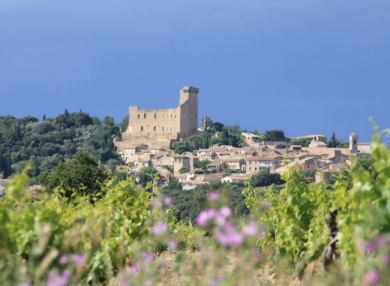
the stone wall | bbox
[120,86,199,149]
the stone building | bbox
[120,86,199,148]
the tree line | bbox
[0,110,121,180]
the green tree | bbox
[250,168,284,187]
[263,130,286,142]
[38,151,107,201]
[199,159,211,171]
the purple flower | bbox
[140,251,155,263]
[213,211,227,226]
[242,221,258,237]
[128,263,139,275]
[46,270,71,286]
[216,230,243,246]
[376,235,387,248]
[164,196,172,207]
[59,254,68,265]
[71,254,86,267]
[215,222,243,246]
[382,253,390,265]
[209,277,222,286]
[152,221,168,235]
[207,192,220,201]
[366,241,375,255]
[219,206,231,218]
[167,239,178,250]
[365,269,380,285]
[196,209,217,227]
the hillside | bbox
[0,110,121,180]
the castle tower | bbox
[349,132,358,153]
[178,86,199,139]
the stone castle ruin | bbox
[118,86,199,149]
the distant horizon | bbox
[1,106,387,146]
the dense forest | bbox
[0,110,121,180]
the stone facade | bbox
[121,86,199,148]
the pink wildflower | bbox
[59,254,68,265]
[46,270,71,286]
[215,222,243,246]
[376,235,387,248]
[167,239,178,250]
[382,253,390,265]
[207,192,220,201]
[140,251,155,263]
[242,221,258,237]
[365,269,380,285]
[152,221,168,235]
[127,263,139,275]
[219,206,231,218]
[366,241,375,255]
[196,209,217,227]
[164,196,172,207]
[71,253,86,266]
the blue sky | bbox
[0,0,389,144]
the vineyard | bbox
[1,128,390,285]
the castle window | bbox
[141,126,144,131]
[170,114,173,118]
[144,113,146,119]
[162,127,164,131]
[153,126,156,131]
[154,113,157,118]
[170,127,173,131]
[138,114,140,119]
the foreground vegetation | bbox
[1,127,390,285]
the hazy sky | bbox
[0,0,389,144]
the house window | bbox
[162,127,164,131]
[154,113,157,118]
[153,126,156,131]
[141,126,143,131]
[144,113,146,119]
[170,127,173,131]
[170,114,173,118]
[137,114,140,119]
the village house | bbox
[221,173,250,184]
[222,158,246,172]
[245,156,281,174]
[121,144,149,163]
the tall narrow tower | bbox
[178,86,199,139]
[349,132,358,153]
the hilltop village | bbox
[114,86,372,190]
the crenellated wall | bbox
[120,86,199,148]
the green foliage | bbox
[210,125,245,147]
[262,130,287,142]
[244,165,331,263]
[290,138,312,147]
[38,151,107,201]
[327,132,349,148]
[0,112,121,179]
[331,130,390,270]
[0,170,150,284]
[250,168,284,187]
[199,159,211,171]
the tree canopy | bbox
[0,111,122,179]
[38,151,107,201]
